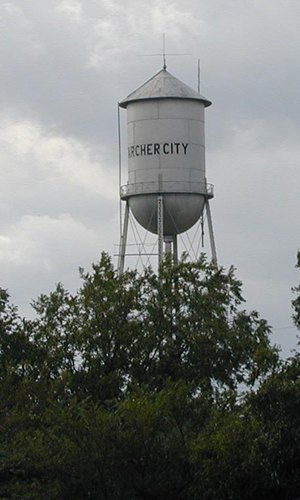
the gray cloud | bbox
[0,0,299,355]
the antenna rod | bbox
[198,58,201,94]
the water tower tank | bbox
[119,68,213,237]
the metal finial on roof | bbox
[163,33,167,70]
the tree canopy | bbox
[0,253,299,499]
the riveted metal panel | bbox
[133,118,189,144]
[127,100,159,122]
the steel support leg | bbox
[157,195,164,266]
[118,201,130,275]
[173,235,178,264]
[205,200,217,265]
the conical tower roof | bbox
[119,68,212,108]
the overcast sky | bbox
[0,0,299,356]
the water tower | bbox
[117,66,216,273]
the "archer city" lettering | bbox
[128,143,189,158]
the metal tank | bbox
[118,67,216,270]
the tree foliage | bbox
[0,253,299,498]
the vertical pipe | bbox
[205,200,217,265]
[118,201,130,274]
[165,238,172,256]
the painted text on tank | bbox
[128,143,189,159]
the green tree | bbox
[0,255,280,498]
[292,250,300,331]
[188,252,300,500]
